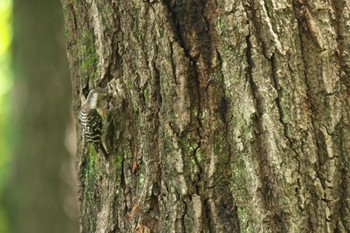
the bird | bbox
[79,88,108,157]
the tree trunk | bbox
[61,0,350,232]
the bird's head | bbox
[85,88,108,109]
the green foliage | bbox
[0,1,12,232]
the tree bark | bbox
[62,0,350,232]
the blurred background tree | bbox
[1,0,79,232]
[0,0,12,231]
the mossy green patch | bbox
[143,88,149,102]
[237,207,252,233]
[139,172,145,187]
[216,17,225,36]
[84,145,97,200]
[78,30,98,81]
[113,153,124,171]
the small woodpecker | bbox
[79,88,108,156]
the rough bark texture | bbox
[62,0,350,232]
[3,0,79,232]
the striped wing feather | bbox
[79,109,102,148]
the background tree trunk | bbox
[62,0,350,232]
[3,0,79,232]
